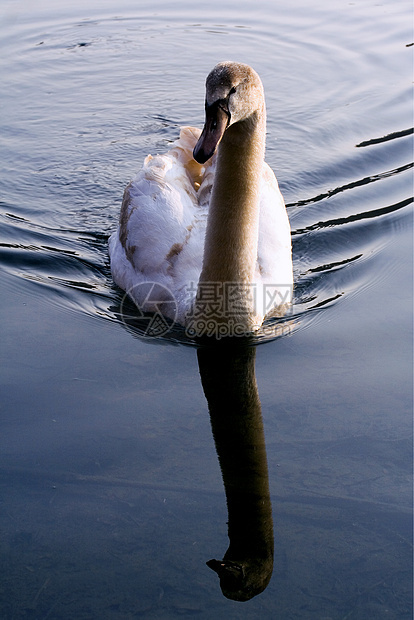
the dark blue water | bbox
[0,1,412,618]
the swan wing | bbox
[109,127,210,320]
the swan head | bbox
[193,61,265,164]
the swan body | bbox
[109,62,293,335]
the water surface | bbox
[0,0,412,618]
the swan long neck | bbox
[199,106,266,286]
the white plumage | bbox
[109,63,293,333]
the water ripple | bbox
[0,3,412,346]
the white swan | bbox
[109,61,293,336]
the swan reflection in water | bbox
[197,342,273,601]
[112,295,275,601]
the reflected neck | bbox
[197,345,274,601]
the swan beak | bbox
[193,101,230,164]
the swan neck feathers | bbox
[199,104,266,286]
